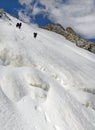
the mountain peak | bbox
[44,23,95,53]
[66,27,77,35]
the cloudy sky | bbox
[0,0,95,40]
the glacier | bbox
[0,12,95,130]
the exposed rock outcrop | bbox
[43,24,95,53]
[0,9,11,21]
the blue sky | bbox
[0,0,95,41]
[0,0,53,27]
[0,0,21,18]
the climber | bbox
[33,32,37,38]
[16,22,22,29]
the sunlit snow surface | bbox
[0,14,95,130]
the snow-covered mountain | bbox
[0,10,95,130]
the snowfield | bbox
[0,13,95,130]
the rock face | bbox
[44,24,95,53]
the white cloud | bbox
[19,0,32,5]
[18,0,95,38]
[18,10,31,23]
[18,10,38,27]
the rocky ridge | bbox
[43,24,95,53]
[0,9,11,21]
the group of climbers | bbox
[0,13,38,39]
[16,22,37,38]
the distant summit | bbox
[44,24,95,53]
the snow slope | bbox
[0,13,95,130]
